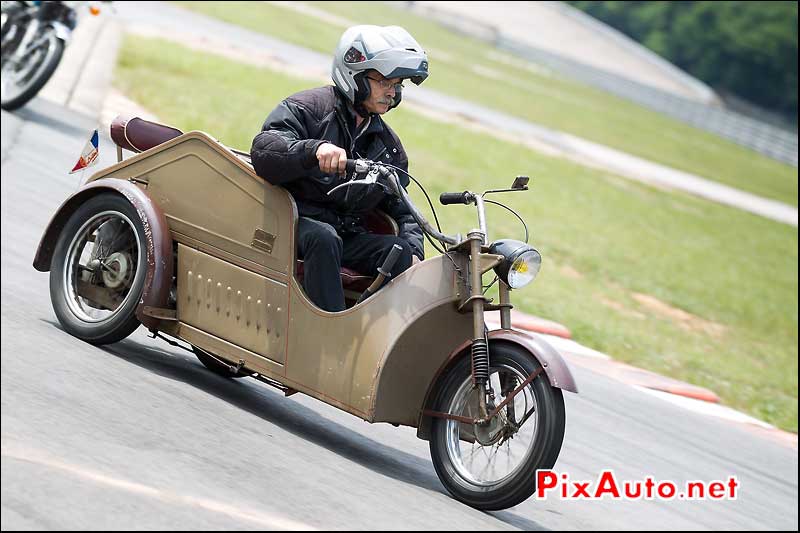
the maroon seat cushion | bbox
[110,115,183,153]
[295,261,374,292]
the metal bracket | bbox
[423,366,544,425]
[458,294,492,313]
[142,306,177,321]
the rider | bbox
[250,25,429,312]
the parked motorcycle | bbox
[33,115,577,510]
[1,1,104,111]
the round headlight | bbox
[507,249,541,288]
[489,240,542,289]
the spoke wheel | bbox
[50,193,147,345]
[430,343,566,510]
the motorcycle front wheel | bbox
[49,193,147,345]
[429,343,566,510]
[1,27,64,110]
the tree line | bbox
[567,1,798,122]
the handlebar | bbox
[342,159,459,246]
[345,158,369,175]
[439,191,473,205]
[341,158,529,248]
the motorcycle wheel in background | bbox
[1,2,66,111]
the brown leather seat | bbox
[110,115,183,153]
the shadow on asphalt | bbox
[491,510,551,531]
[38,319,550,527]
[101,335,446,487]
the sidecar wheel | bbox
[193,346,249,378]
[429,343,566,511]
[49,193,147,345]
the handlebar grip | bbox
[439,191,471,205]
[377,244,404,277]
[345,159,356,173]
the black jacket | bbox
[250,86,424,260]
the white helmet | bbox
[332,25,429,110]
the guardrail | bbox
[401,2,798,167]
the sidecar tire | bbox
[49,193,146,345]
[1,33,65,111]
[193,346,249,378]
[429,344,566,511]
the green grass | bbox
[114,36,798,432]
[174,0,798,207]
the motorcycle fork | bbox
[467,232,520,421]
[466,231,492,417]
[422,233,540,426]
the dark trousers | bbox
[297,217,414,312]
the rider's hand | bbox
[316,143,347,175]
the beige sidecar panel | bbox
[178,244,288,365]
[88,132,295,278]
[284,255,470,422]
[369,302,474,425]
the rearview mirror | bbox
[511,176,529,190]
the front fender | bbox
[416,328,578,440]
[33,179,173,330]
[486,330,579,392]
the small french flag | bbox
[69,129,99,174]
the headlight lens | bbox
[489,240,542,289]
[507,249,542,288]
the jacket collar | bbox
[333,86,384,137]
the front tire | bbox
[429,343,566,510]
[1,28,64,111]
[49,193,147,345]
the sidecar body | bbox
[33,116,576,435]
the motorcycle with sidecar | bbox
[33,115,577,510]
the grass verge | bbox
[174,0,798,207]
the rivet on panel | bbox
[246,296,252,327]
